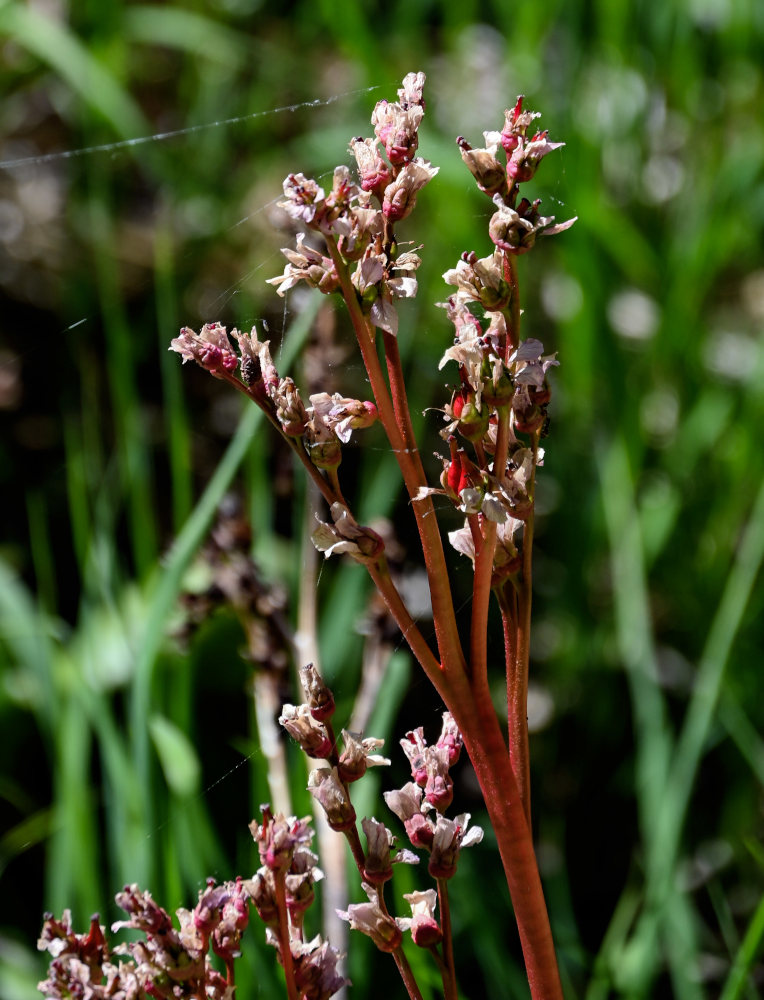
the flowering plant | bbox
[38,73,574,1000]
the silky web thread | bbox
[0,86,380,171]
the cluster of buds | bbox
[338,714,482,956]
[409,97,577,580]
[249,808,348,999]
[457,95,576,253]
[384,713,483,882]
[266,71,437,337]
[38,881,253,1000]
[279,665,391,830]
[278,669,481,958]
[170,322,378,474]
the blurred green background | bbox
[1,1,764,998]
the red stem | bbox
[500,580,519,742]
[470,404,511,692]
[326,240,466,677]
[512,431,539,825]
[437,878,459,1000]
[391,947,425,1000]
[365,559,445,687]
[273,870,300,1000]
[504,254,521,352]
[454,690,563,1000]
[342,821,368,875]
[218,370,340,508]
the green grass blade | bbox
[666,476,764,849]
[718,892,764,1000]
[0,2,148,141]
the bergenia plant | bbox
[38,74,575,1000]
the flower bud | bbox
[249,869,279,926]
[299,663,335,722]
[274,377,308,437]
[350,137,392,198]
[337,886,403,952]
[308,767,356,831]
[401,890,442,948]
[428,814,483,880]
[457,136,507,197]
[338,731,390,783]
[361,817,395,885]
[436,712,463,767]
[424,744,453,812]
[250,808,314,873]
[381,159,438,222]
[308,438,342,470]
[452,390,489,443]
[170,324,239,377]
[279,704,334,759]
[400,728,428,786]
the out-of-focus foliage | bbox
[1,1,763,998]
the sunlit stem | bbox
[437,878,459,1000]
[273,870,299,1000]
[325,239,466,676]
[470,402,511,691]
[391,947,425,1000]
[217,370,340,508]
[512,429,540,825]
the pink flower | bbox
[308,393,378,444]
[279,703,334,758]
[278,172,325,224]
[382,158,439,222]
[170,323,239,376]
[428,813,483,880]
[307,767,356,831]
[398,890,442,948]
[267,233,339,296]
[311,503,385,563]
[337,884,403,952]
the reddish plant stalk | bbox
[326,240,466,676]
[391,948,425,1000]
[470,401,512,689]
[273,870,300,1000]
[436,878,459,1000]
[511,431,540,824]
[454,694,563,1000]
[364,546,561,998]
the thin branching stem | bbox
[273,871,300,1000]
[217,369,340,508]
[365,559,445,686]
[342,822,368,875]
[437,878,459,1000]
[391,947,426,1000]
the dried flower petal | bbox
[337,884,403,952]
